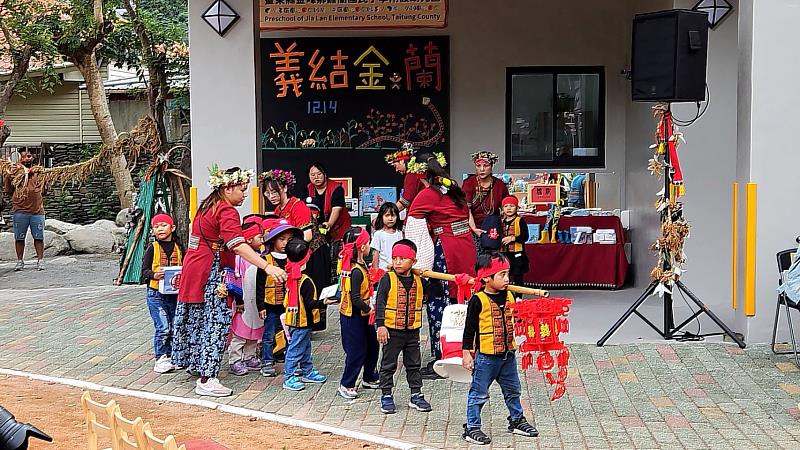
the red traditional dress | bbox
[179,202,245,303]
[307,179,351,242]
[408,187,477,297]
[399,173,426,209]
[461,175,510,228]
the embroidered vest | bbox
[384,272,424,330]
[283,275,320,328]
[263,254,286,306]
[339,264,371,318]
[149,242,182,290]
[475,291,516,355]
[502,216,524,253]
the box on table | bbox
[593,229,617,244]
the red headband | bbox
[475,258,511,291]
[151,213,174,227]
[339,228,370,275]
[242,225,262,241]
[502,196,519,207]
[391,243,417,260]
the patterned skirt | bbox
[171,255,232,378]
[425,239,450,359]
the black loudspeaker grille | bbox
[632,9,708,103]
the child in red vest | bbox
[337,227,380,399]
[461,253,538,445]
[141,213,184,374]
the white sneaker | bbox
[35,259,44,271]
[337,384,358,399]
[153,355,175,374]
[14,260,24,271]
[195,377,233,397]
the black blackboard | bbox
[260,36,449,197]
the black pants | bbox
[379,328,423,395]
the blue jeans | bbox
[12,212,45,241]
[261,310,282,365]
[466,352,525,429]
[146,288,177,358]
[284,326,313,380]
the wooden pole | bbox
[414,269,550,297]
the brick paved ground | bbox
[1,257,800,449]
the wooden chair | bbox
[142,423,186,450]
[113,409,147,449]
[81,391,119,450]
[771,248,800,367]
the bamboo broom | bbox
[413,269,550,297]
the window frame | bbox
[505,65,606,169]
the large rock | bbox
[44,218,79,235]
[115,209,129,227]
[111,227,128,248]
[92,219,118,232]
[63,224,116,254]
[0,231,72,260]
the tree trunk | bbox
[0,45,32,147]
[73,51,134,209]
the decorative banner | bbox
[260,0,448,30]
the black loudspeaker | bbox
[632,9,708,103]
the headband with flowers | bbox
[471,151,499,166]
[384,142,416,165]
[259,169,296,190]
[207,164,255,191]
[406,152,448,174]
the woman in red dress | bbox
[407,153,477,378]
[262,169,330,330]
[174,166,287,398]
[462,151,509,250]
[385,143,428,212]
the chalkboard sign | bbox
[260,36,449,198]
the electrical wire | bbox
[672,84,711,127]
[674,286,704,342]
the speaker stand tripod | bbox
[596,106,745,349]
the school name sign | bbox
[260,0,448,30]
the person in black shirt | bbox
[461,253,538,446]
[141,214,184,375]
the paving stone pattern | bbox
[1,284,799,449]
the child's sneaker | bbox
[229,360,248,376]
[245,357,262,371]
[300,369,327,383]
[408,393,432,412]
[195,378,233,397]
[380,394,396,414]
[507,416,539,437]
[337,385,358,399]
[260,363,278,377]
[361,379,380,389]
[153,355,175,374]
[462,424,491,445]
[283,375,305,391]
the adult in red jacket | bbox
[307,161,351,243]
[174,166,287,398]
[407,152,476,378]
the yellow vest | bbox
[339,264,371,317]
[263,254,285,306]
[502,216,524,253]
[475,291,516,355]
[149,241,182,290]
[384,272,424,330]
[283,275,320,328]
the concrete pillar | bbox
[188,0,260,201]
[734,0,800,342]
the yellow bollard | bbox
[252,186,261,214]
[731,183,738,311]
[744,182,757,317]
[189,186,198,224]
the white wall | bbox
[735,0,800,342]
[188,0,259,200]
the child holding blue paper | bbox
[499,196,529,286]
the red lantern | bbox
[512,297,572,401]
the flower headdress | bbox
[207,164,255,191]
[471,151,499,166]
[384,142,415,165]
[406,152,447,174]
[259,169,296,190]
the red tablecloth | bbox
[521,215,629,289]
